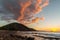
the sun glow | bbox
[33,26,60,32]
[50,27,60,32]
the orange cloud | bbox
[17,0,49,24]
[5,0,49,24]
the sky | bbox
[34,0,60,31]
[43,0,60,27]
[0,0,60,31]
[27,0,60,30]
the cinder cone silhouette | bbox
[0,23,36,31]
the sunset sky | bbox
[43,0,60,27]
[27,0,60,31]
[0,0,60,31]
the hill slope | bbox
[0,23,36,31]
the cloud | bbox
[3,0,49,24]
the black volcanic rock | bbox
[0,23,36,31]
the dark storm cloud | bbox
[3,0,20,19]
[3,0,36,20]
